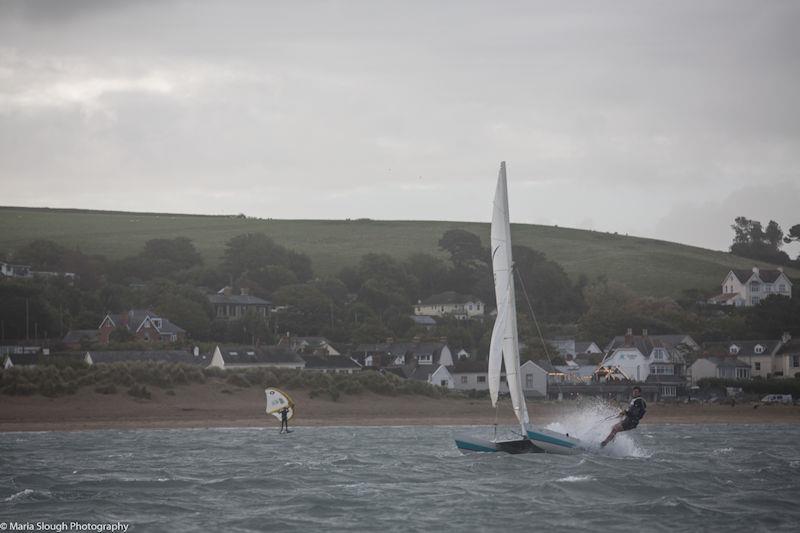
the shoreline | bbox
[2,383,799,433]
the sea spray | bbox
[543,397,649,457]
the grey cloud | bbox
[1,1,799,251]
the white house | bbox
[448,360,501,391]
[689,357,751,384]
[520,360,563,397]
[602,330,693,383]
[711,266,793,307]
[414,291,484,319]
[775,336,800,378]
[600,347,650,382]
[430,365,455,388]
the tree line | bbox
[2,226,798,355]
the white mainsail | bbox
[488,162,530,432]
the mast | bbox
[488,162,530,435]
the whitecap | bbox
[556,475,593,483]
[3,488,50,502]
[712,447,734,455]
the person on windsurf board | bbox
[601,386,646,447]
[279,406,290,434]
[265,387,295,434]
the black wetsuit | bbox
[280,408,289,433]
[621,397,646,430]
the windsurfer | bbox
[279,406,290,433]
[601,386,646,447]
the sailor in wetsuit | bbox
[601,386,646,447]
[279,407,290,434]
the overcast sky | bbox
[1,0,798,254]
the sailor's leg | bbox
[601,423,622,447]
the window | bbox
[729,345,739,355]
[752,297,760,305]
[793,356,800,368]
[468,304,473,310]
[461,376,468,384]
[750,282,760,292]
[736,368,749,379]
[526,374,533,388]
[440,380,448,387]
[477,375,486,383]
[754,345,764,354]
[661,386,676,397]
[779,284,787,292]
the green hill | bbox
[1,206,796,298]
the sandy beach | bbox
[2,381,799,432]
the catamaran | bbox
[454,162,586,455]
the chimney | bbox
[642,328,648,337]
[223,286,232,296]
[778,267,784,273]
[240,287,250,296]
[752,266,759,275]
[193,346,199,357]
[625,328,633,346]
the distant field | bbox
[1,206,796,298]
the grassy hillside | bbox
[1,206,796,298]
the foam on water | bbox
[556,475,593,483]
[543,398,650,458]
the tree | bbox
[438,229,486,264]
[223,233,313,281]
[729,217,790,265]
[512,245,584,321]
[744,293,800,338]
[142,237,202,271]
[405,253,449,299]
[241,265,298,297]
[271,284,332,335]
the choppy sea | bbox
[2,419,800,532]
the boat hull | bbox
[525,427,585,455]
[454,434,544,454]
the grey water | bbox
[2,425,800,532]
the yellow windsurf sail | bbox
[265,387,295,421]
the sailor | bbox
[279,406,290,434]
[601,386,646,447]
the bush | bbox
[127,384,152,399]
[95,384,118,395]
[204,366,225,379]
[226,373,250,388]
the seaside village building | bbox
[61,310,188,348]
[207,286,271,320]
[709,266,793,307]
[414,291,485,320]
[596,330,696,399]
[95,309,186,345]
[691,333,799,383]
